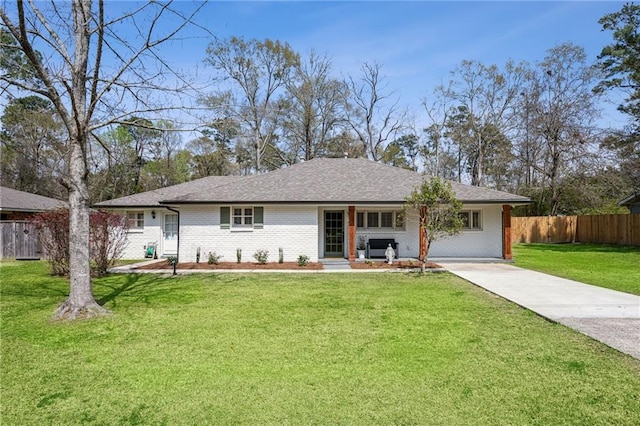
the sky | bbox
[0,1,628,131]
[155,0,627,129]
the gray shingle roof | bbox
[161,158,530,205]
[0,186,67,212]
[94,176,243,208]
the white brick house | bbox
[96,158,530,262]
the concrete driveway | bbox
[439,262,640,360]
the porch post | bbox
[348,206,355,261]
[419,206,427,261]
[502,204,512,260]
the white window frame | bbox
[460,209,482,231]
[126,211,144,230]
[356,210,405,231]
[232,206,253,228]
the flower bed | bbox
[134,260,324,270]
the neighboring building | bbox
[619,190,640,214]
[0,186,67,259]
[95,158,530,261]
[0,186,67,220]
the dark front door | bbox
[324,211,344,257]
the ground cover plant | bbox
[2,261,640,424]
[513,243,640,296]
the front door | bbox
[163,213,178,255]
[324,211,344,257]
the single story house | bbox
[0,186,67,220]
[95,158,530,262]
[619,190,640,214]
[0,186,67,259]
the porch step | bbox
[320,258,351,270]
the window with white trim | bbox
[460,210,482,230]
[220,206,264,229]
[126,211,144,229]
[233,207,253,226]
[356,210,405,230]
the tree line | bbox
[2,3,638,217]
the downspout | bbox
[165,206,180,275]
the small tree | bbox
[404,177,463,272]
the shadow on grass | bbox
[94,273,219,309]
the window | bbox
[460,210,482,230]
[380,212,393,228]
[356,210,405,230]
[221,206,263,229]
[233,208,253,226]
[367,212,379,228]
[126,212,144,229]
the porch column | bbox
[502,204,512,260]
[348,206,355,261]
[419,206,427,261]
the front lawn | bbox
[513,243,640,296]
[2,262,639,424]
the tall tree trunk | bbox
[54,137,108,319]
[53,0,108,319]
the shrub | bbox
[166,256,177,266]
[278,247,284,263]
[297,254,309,266]
[253,249,269,264]
[208,251,222,265]
[31,208,129,277]
[236,248,242,263]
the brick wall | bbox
[429,204,503,258]
[180,205,319,263]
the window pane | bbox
[459,211,470,228]
[233,217,242,225]
[472,211,481,229]
[234,208,242,216]
[367,212,379,228]
[244,208,252,217]
[381,212,393,227]
[356,212,364,228]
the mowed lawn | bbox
[513,243,640,296]
[2,262,640,425]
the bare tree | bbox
[282,50,347,162]
[446,60,523,186]
[0,0,204,319]
[346,62,406,160]
[522,43,602,215]
[422,81,455,177]
[203,37,300,172]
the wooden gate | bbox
[0,221,41,259]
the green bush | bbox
[253,249,269,264]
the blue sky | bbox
[2,1,627,129]
[159,0,626,129]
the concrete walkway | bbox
[439,262,640,360]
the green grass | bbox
[2,261,640,424]
[513,243,640,296]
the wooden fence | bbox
[0,221,42,259]
[512,214,640,246]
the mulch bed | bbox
[349,260,441,269]
[134,261,324,270]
